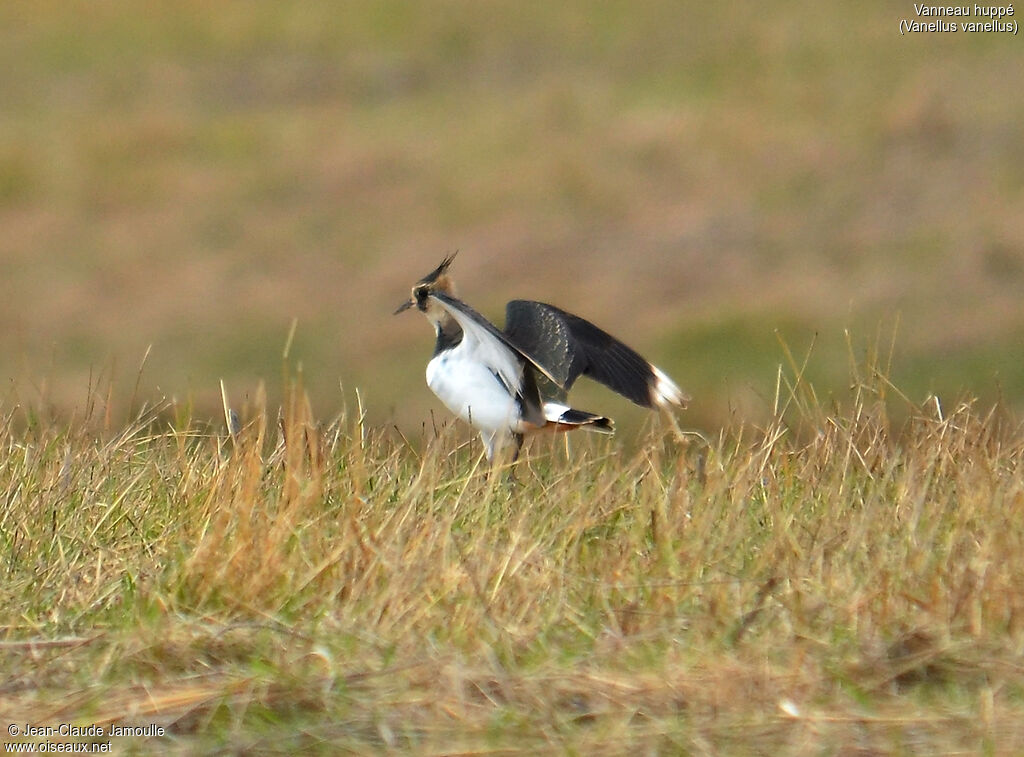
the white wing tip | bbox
[652,366,690,409]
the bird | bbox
[394,253,688,463]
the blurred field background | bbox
[1,0,1023,435]
[4,5,1024,752]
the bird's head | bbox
[393,252,458,315]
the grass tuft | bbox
[1,353,1023,752]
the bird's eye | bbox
[414,287,427,302]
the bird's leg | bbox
[506,433,525,487]
[479,433,497,482]
[510,433,524,464]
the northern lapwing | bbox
[395,253,688,463]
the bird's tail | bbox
[541,402,614,434]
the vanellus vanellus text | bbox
[395,253,688,463]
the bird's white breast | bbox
[426,344,523,436]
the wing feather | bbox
[429,292,550,425]
[432,292,562,388]
[504,300,688,409]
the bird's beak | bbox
[394,298,414,315]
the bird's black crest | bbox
[418,251,458,286]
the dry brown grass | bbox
[1,356,1023,754]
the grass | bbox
[2,353,1023,754]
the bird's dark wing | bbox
[429,292,554,425]
[504,300,688,409]
[430,293,557,380]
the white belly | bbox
[426,350,523,436]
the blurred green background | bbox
[2,1,1022,437]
